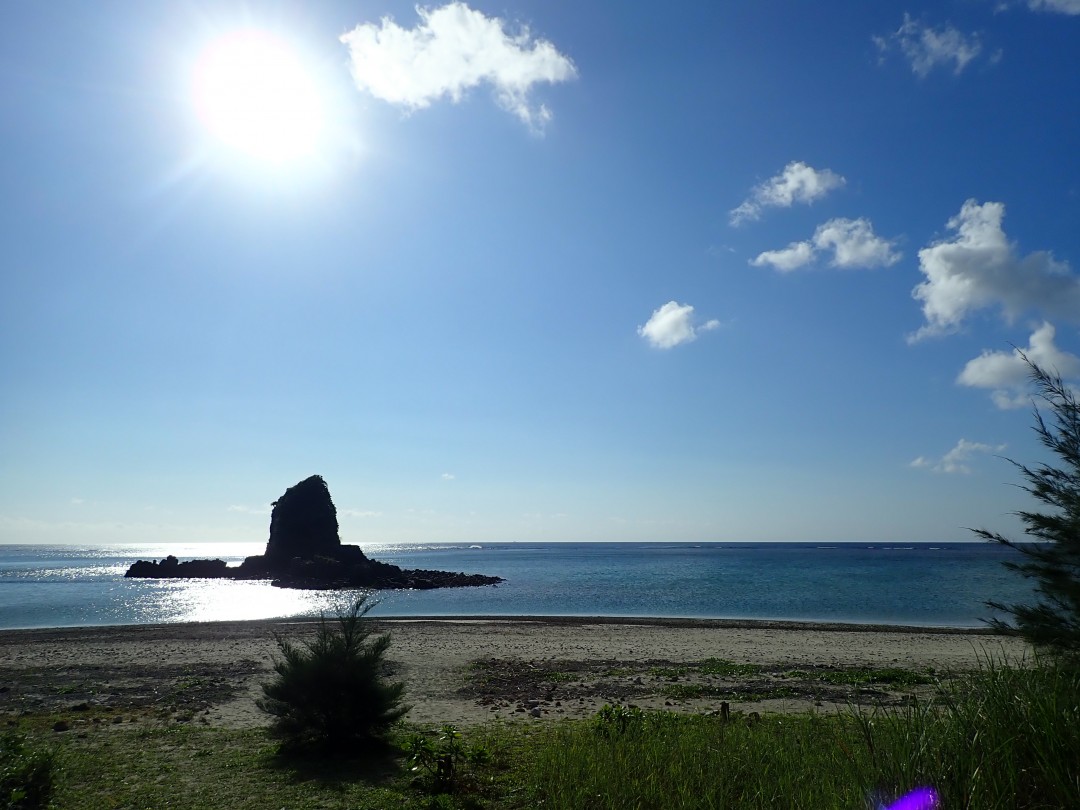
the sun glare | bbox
[193,30,324,163]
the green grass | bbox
[39,724,453,810]
[10,659,1078,809]
[649,658,762,679]
[527,659,1080,809]
[659,684,798,701]
[782,666,934,687]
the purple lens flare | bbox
[885,787,939,810]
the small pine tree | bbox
[257,596,408,754]
[972,356,1080,660]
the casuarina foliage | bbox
[257,596,408,754]
[973,356,1080,660]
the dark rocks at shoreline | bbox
[125,556,230,579]
[124,552,502,591]
[123,475,503,591]
[266,565,503,591]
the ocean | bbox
[0,542,1035,631]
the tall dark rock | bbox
[264,475,341,563]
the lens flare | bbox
[885,787,938,810]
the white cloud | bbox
[339,2,577,132]
[874,14,984,78]
[909,200,1080,342]
[1027,0,1080,13]
[441,473,456,481]
[751,218,900,272]
[729,161,845,225]
[911,438,1005,474]
[813,218,903,269]
[637,301,720,349]
[957,322,1080,408]
[750,241,814,272]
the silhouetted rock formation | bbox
[125,555,229,579]
[264,475,341,564]
[125,475,503,591]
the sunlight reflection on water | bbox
[129,580,370,624]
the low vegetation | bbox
[0,731,54,810]
[6,656,1076,809]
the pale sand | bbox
[0,618,1030,729]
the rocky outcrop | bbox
[124,476,503,591]
[264,475,341,564]
[124,556,229,579]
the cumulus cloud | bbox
[637,301,720,349]
[729,161,845,226]
[750,218,901,272]
[814,218,903,269]
[874,14,985,78]
[750,241,815,272]
[911,438,1005,474]
[909,200,1080,342]
[339,2,577,132]
[957,322,1080,408]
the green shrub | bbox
[405,723,495,795]
[257,596,408,755]
[0,732,54,810]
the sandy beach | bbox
[0,617,1030,730]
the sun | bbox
[192,30,325,163]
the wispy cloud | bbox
[957,322,1080,408]
[638,301,720,349]
[339,508,383,518]
[340,2,577,132]
[227,504,271,515]
[909,200,1080,342]
[730,161,845,226]
[874,14,986,78]
[911,438,1005,474]
[750,218,901,272]
[1025,0,1080,14]
[441,473,456,481]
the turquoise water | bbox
[0,542,1034,630]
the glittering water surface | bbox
[0,542,1034,630]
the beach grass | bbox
[10,659,1078,809]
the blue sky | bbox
[2,0,1079,546]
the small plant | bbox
[257,596,408,755]
[0,731,54,810]
[405,724,492,795]
[591,704,647,737]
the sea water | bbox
[0,542,1035,631]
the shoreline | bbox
[0,613,1002,638]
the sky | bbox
[2,0,1079,546]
